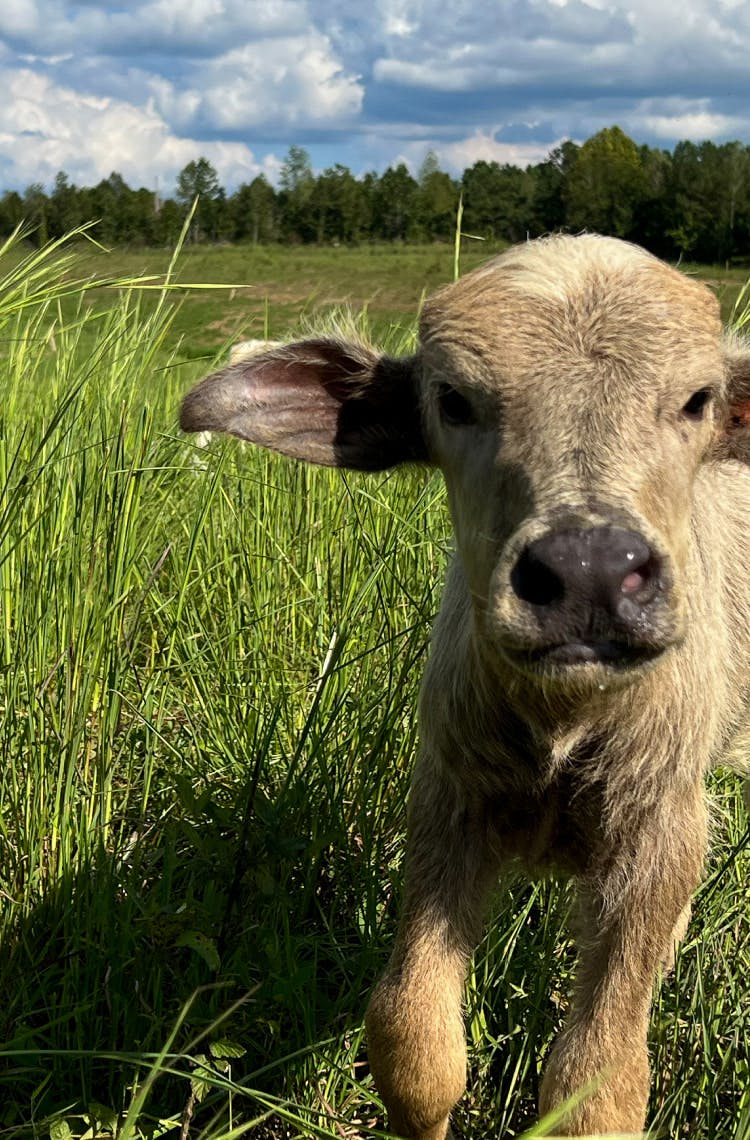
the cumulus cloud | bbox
[1,0,750,190]
[150,34,363,133]
[0,0,364,138]
[366,0,750,95]
[435,131,569,172]
[633,98,744,141]
[0,0,309,56]
[0,66,276,191]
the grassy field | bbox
[0,231,747,1140]
[12,237,750,361]
[21,239,508,362]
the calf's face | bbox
[180,236,749,692]
[419,240,724,683]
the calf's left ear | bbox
[722,333,750,463]
[180,336,428,471]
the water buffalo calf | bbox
[180,235,750,1137]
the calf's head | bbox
[180,235,750,692]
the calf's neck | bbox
[180,234,750,1138]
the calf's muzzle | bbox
[510,526,664,665]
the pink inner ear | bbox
[729,400,750,427]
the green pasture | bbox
[5,236,748,362]
[16,239,506,361]
[0,231,747,1139]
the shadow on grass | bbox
[0,763,392,1133]
[0,768,746,1139]
[0,780,571,1137]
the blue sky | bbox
[0,0,748,194]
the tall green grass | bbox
[0,231,746,1139]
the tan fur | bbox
[180,234,750,1138]
[228,338,282,364]
[365,237,750,1138]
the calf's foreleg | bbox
[539,792,707,1135]
[366,762,499,1140]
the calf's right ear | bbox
[180,337,428,471]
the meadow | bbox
[0,229,747,1140]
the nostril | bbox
[511,546,565,606]
[621,570,645,595]
[619,552,660,602]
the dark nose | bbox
[511,527,661,619]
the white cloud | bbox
[2,4,363,137]
[0,1,365,170]
[151,34,363,132]
[0,0,41,39]
[367,0,750,96]
[2,0,750,189]
[0,67,276,190]
[381,130,571,176]
[436,131,569,171]
[525,94,750,150]
[0,0,310,53]
[373,57,522,91]
[379,0,419,37]
[634,99,743,142]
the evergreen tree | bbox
[461,160,531,242]
[231,176,278,243]
[371,165,418,242]
[153,198,184,246]
[713,142,750,262]
[0,191,25,237]
[278,146,316,242]
[175,158,224,242]
[629,145,672,255]
[82,172,132,245]
[416,152,458,241]
[310,164,369,243]
[527,141,579,234]
[23,183,49,246]
[0,126,748,257]
[49,171,81,238]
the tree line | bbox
[3,126,750,263]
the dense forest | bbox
[3,126,750,263]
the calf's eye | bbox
[681,388,713,421]
[437,383,476,426]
